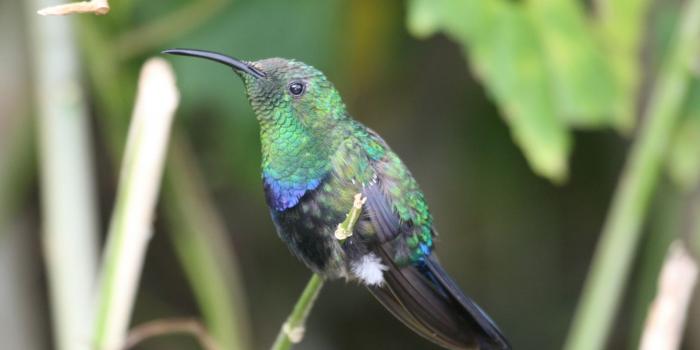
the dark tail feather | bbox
[368,252,511,350]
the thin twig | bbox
[639,242,698,350]
[270,193,366,350]
[334,193,367,240]
[124,318,220,350]
[92,58,179,350]
[38,0,109,16]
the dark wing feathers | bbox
[363,183,403,242]
[370,246,511,350]
[370,248,479,350]
[426,255,511,349]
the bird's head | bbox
[163,49,347,131]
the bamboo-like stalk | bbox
[564,1,700,349]
[92,58,179,350]
[78,23,252,350]
[26,1,100,349]
[270,194,365,350]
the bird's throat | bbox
[260,118,334,211]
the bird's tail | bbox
[368,252,511,350]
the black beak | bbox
[162,48,266,79]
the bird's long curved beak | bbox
[162,48,266,79]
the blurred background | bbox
[1,0,700,349]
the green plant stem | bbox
[270,194,365,350]
[26,2,100,349]
[93,58,178,350]
[270,274,325,350]
[564,1,700,349]
[163,132,252,350]
[0,114,35,234]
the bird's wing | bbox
[353,125,435,253]
[354,125,511,350]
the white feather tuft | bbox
[351,253,388,286]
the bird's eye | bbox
[288,81,305,96]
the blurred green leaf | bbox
[528,0,619,127]
[667,79,700,191]
[594,0,653,132]
[408,0,571,181]
[478,7,571,182]
[407,0,501,50]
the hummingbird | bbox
[163,48,511,350]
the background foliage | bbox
[1,0,699,349]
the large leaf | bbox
[528,0,619,127]
[408,0,571,182]
[594,0,654,132]
[477,8,571,182]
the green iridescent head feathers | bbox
[162,49,347,132]
[241,58,347,127]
